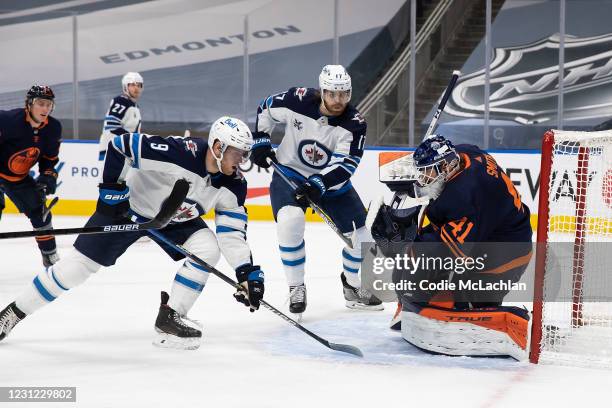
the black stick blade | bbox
[146,179,190,229]
[328,342,364,358]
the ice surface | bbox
[1,215,610,408]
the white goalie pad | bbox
[400,310,528,361]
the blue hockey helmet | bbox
[412,135,460,187]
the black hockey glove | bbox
[294,175,326,207]
[234,264,265,312]
[250,136,277,169]
[36,170,58,195]
[370,204,419,257]
[96,182,130,218]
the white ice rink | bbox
[1,215,610,408]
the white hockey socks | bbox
[16,249,101,315]
[277,206,306,286]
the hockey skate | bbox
[153,292,202,350]
[0,302,26,341]
[390,301,402,330]
[288,284,307,318]
[41,249,59,268]
[340,273,384,311]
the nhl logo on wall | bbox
[297,140,331,169]
[444,33,612,124]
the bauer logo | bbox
[444,33,612,124]
[297,140,331,169]
[103,225,140,232]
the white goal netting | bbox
[536,130,612,368]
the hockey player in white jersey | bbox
[98,72,143,161]
[250,65,382,314]
[0,116,265,350]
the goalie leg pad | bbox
[400,303,529,361]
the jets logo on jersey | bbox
[298,140,331,169]
[294,87,307,101]
[293,119,303,130]
[184,139,198,157]
[352,113,365,124]
[172,199,203,223]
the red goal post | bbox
[530,129,612,368]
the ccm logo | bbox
[103,225,140,232]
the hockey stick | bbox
[0,179,190,240]
[42,196,59,222]
[423,70,461,139]
[148,229,364,358]
[268,160,355,248]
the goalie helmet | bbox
[319,65,352,100]
[121,72,143,94]
[412,135,460,198]
[208,116,253,168]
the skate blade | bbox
[153,333,202,350]
[345,300,384,311]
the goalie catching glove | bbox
[233,264,265,312]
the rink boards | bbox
[3,141,544,228]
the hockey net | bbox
[530,129,612,368]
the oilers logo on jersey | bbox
[298,140,332,169]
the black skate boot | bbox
[289,284,307,315]
[341,273,384,311]
[153,291,202,350]
[41,249,60,268]
[0,302,26,341]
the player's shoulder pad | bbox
[261,87,318,112]
[211,171,248,206]
[112,94,136,108]
[46,115,62,134]
[455,144,485,157]
[336,105,367,135]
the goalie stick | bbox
[148,228,364,358]
[268,159,356,248]
[424,70,460,139]
[0,179,190,240]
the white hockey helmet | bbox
[319,64,352,93]
[208,116,253,168]
[121,72,143,93]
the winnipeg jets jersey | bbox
[99,94,142,160]
[102,133,251,269]
[254,87,366,192]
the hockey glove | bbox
[294,175,326,207]
[234,264,265,312]
[96,182,130,218]
[370,203,419,257]
[36,170,58,195]
[250,137,277,169]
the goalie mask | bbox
[412,135,460,199]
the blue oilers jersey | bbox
[254,87,366,192]
[417,144,532,252]
[99,94,142,160]
[102,133,251,269]
[0,108,62,182]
